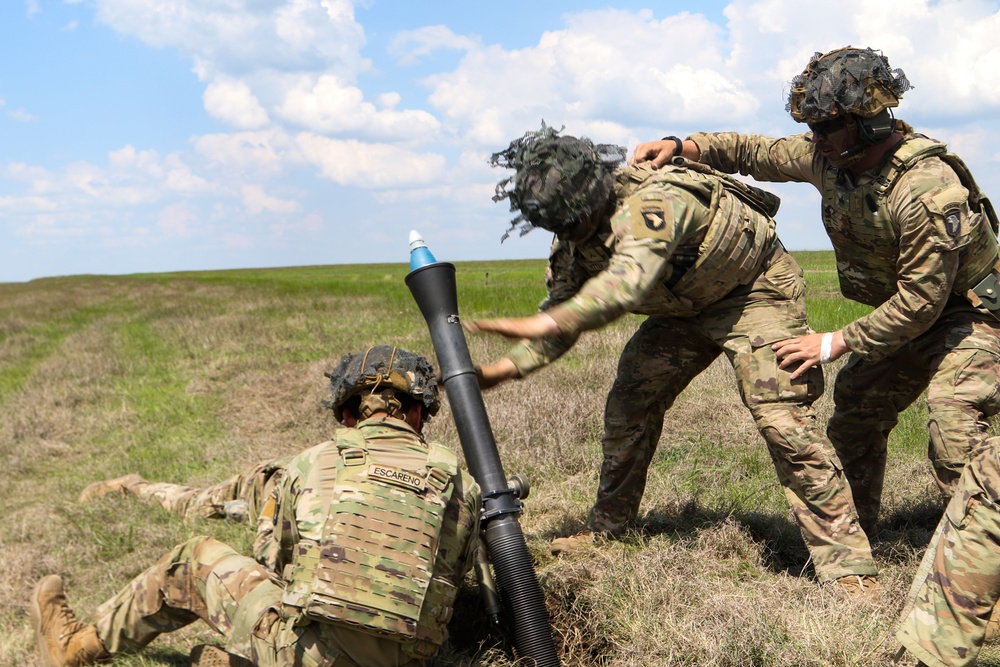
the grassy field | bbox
[0,251,994,666]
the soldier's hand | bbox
[476,358,520,390]
[465,313,560,340]
[630,139,681,168]
[772,331,848,380]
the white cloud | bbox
[8,108,37,122]
[422,9,756,146]
[722,0,1000,120]
[389,25,480,66]
[157,201,197,237]
[276,74,440,138]
[295,134,446,188]
[93,0,368,80]
[204,78,270,129]
[194,129,299,175]
[241,184,301,215]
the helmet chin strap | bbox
[833,116,870,167]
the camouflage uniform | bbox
[116,459,287,522]
[896,439,1000,667]
[91,417,481,667]
[508,160,876,581]
[688,128,1000,531]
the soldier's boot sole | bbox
[31,575,108,667]
[189,644,256,667]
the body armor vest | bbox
[820,135,1000,308]
[614,161,779,315]
[280,430,460,657]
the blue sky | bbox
[2,0,999,282]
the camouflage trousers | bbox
[129,459,287,522]
[94,536,427,667]
[828,306,1000,534]
[589,248,876,581]
[896,440,1000,667]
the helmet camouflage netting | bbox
[326,345,440,418]
[787,47,912,123]
[490,122,627,241]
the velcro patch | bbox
[368,464,425,491]
[642,209,666,231]
[945,209,961,237]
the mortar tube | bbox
[405,260,560,667]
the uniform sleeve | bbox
[453,478,483,586]
[505,235,586,377]
[542,189,697,333]
[841,164,965,359]
[688,131,824,189]
[253,460,301,573]
[543,237,672,332]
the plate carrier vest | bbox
[280,429,461,657]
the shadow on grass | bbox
[638,500,813,578]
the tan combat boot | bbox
[189,644,256,667]
[834,574,882,599]
[31,575,109,667]
[550,529,595,556]
[78,474,147,502]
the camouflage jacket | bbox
[254,417,481,598]
[688,125,1000,361]
[508,161,779,376]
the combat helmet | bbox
[326,346,440,423]
[787,47,912,147]
[491,122,627,242]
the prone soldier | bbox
[30,346,481,667]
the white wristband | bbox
[820,332,834,364]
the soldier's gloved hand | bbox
[476,358,520,390]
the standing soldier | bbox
[30,346,481,667]
[895,438,1000,667]
[632,47,1000,535]
[470,123,879,594]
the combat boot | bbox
[190,644,256,667]
[550,530,595,556]
[833,574,882,599]
[31,575,110,667]
[78,474,147,502]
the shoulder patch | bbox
[643,210,667,231]
[944,208,961,237]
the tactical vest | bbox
[820,135,1000,308]
[615,161,779,315]
[280,430,461,658]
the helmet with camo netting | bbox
[787,47,912,123]
[491,122,626,242]
[326,346,440,422]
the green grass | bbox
[0,252,974,667]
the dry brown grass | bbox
[0,260,989,667]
